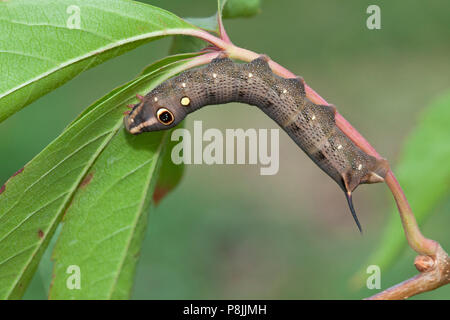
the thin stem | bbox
[217,12,232,44]
[367,244,450,300]
[175,51,219,71]
[384,172,438,255]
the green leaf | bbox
[168,0,263,56]
[49,128,168,299]
[222,0,262,19]
[353,91,450,286]
[139,53,201,76]
[152,130,185,206]
[69,52,200,127]
[0,54,196,299]
[218,0,229,19]
[0,0,197,123]
[169,35,208,55]
[185,16,221,33]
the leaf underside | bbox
[0,0,197,123]
[0,0,262,299]
[0,56,193,299]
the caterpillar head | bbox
[124,89,188,134]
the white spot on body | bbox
[154,97,158,102]
[337,144,343,150]
[182,82,186,88]
[358,164,363,170]
[180,97,190,106]
[282,89,287,94]
[311,115,316,120]
[212,73,217,78]
[248,73,253,78]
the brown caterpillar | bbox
[124,55,389,232]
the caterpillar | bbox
[124,55,389,232]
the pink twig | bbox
[217,8,232,44]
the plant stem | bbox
[367,244,450,299]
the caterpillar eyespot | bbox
[124,55,389,232]
[156,108,174,125]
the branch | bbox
[367,244,450,300]
[173,24,449,299]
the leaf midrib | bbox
[107,131,168,299]
[1,119,124,299]
[0,28,193,100]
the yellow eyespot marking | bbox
[154,97,158,102]
[248,73,253,78]
[182,82,187,88]
[337,144,343,150]
[212,73,217,78]
[180,96,191,106]
[357,164,363,170]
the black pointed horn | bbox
[345,191,362,234]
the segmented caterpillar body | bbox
[124,56,389,232]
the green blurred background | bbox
[1,0,449,299]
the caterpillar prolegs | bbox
[124,55,389,232]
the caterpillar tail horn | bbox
[345,191,362,234]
